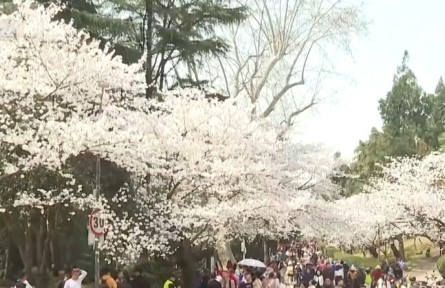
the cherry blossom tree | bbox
[315,152,445,256]
[0,2,342,286]
[0,0,154,282]
[208,142,340,265]
[363,153,445,240]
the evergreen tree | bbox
[431,77,445,147]
[352,128,390,180]
[1,0,247,92]
[351,51,436,181]
[378,50,435,154]
[92,0,247,92]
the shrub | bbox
[436,255,445,278]
[325,247,337,258]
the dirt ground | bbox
[407,248,441,281]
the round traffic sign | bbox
[89,209,106,236]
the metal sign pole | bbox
[94,155,100,286]
[93,88,104,287]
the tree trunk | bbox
[177,239,196,288]
[368,246,378,258]
[144,0,154,98]
[390,241,401,259]
[15,214,51,288]
[263,239,268,263]
[3,246,8,279]
[398,237,405,260]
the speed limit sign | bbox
[88,209,106,236]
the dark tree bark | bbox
[368,246,378,258]
[12,213,52,288]
[390,241,401,259]
[398,237,405,260]
[177,239,196,288]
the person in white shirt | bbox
[333,264,344,286]
[64,266,87,288]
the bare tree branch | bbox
[211,0,366,127]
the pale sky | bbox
[298,0,445,159]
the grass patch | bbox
[332,251,380,268]
[404,237,434,261]
[323,237,435,269]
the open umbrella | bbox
[238,258,267,268]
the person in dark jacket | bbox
[342,261,349,279]
[393,264,403,280]
[200,271,212,288]
[302,267,313,288]
[131,268,150,288]
[207,273,222,288]
[14,272,28,288]
[57,270,70,288]
[116,270,131,288]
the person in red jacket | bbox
[372,266,382,284]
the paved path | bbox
[407,255,441,281]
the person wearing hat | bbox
[372,266,382,285]
[345,266,359,288]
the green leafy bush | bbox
[436,256,445,278]
[325,247,337,258]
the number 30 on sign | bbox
[88,209,106,236]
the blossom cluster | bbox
[316,152,445,246]
[0,0,341,264]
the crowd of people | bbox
[201,240,410,288]
[10,240,415,288]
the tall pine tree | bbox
[1,0,247,92]
[351,51,436,182]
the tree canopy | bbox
[346,51,445,189]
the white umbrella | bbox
[238,258,267,268]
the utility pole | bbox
[93,87,104,287]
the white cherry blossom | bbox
[0,0,342,265]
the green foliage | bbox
[67,0,247,88]
[331,161,363,197]
[352,128,390,180]
[324,247,379,268]
[379,51,437,153]
[437,256,445,278]
[350,51,445,184]
[332,251,379,268]
[1,0,247,89]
